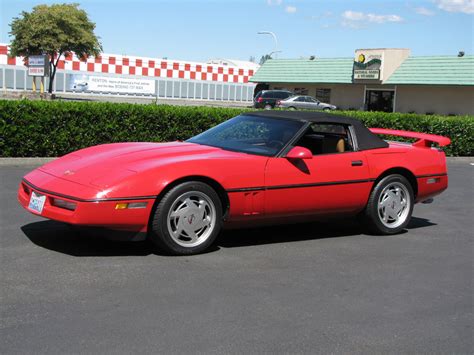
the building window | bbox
[315,88,331,103]
[16,70,25,90]
[223,84,229,100]
[158,80,166,97]
[166,81,173,97]
[294,87,308,95]
[180,81,188,98]
[195,82,202,99]
[5,69,14,89]
[209,84,216,100]
[55,72,64,92]
[202,83,209,99]
[235,86,242,101]
[188,82,195,99]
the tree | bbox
[9,3,102,93]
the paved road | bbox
[1,162,472,354]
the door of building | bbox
[366,90,394,112]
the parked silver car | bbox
[277,95,337,111]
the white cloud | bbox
[415,7,435,16]
[435,0,474,14]
[342,10,403,28]
[285,5,297,13]
[266,0,282,5]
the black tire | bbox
[288,106,297,110]
[149,181,223,255]
[323,107,331,111]
[363,174,414,234]
[264,104,272,110]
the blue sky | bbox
[1,0,472,62]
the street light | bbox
[257,31,279,58]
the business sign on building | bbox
[70,75,155,95]
[353,50,382,81]
[354,69,380,80]
[27,55,49,77]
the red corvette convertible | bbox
[18,111,450,255]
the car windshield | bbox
[187,115,304,156]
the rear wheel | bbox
[288,106,297,110]
[264,104,272,110]
[149,182,222,255]
[363,174,414,234]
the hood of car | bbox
[38,142,224,188]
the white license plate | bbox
[28,191,46,214]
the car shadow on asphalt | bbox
[21,217,436,257]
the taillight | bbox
[257,97,263,103]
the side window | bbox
[294,96,306,102]
[294,123,354,155]
[306,97,317,103]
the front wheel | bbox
[149,182,222,255]
[363,174,414,234]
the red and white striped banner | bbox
[0,44,255,84]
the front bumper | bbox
[18,179,155,233]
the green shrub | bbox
[0,100,472,157]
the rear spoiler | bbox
[369,128,451,148]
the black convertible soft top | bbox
[246,111,389,151]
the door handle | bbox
[351,160,363,166]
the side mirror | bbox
[286,146,312,160]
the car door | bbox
[302,96,316,109]
[264,123,372,217]
[305,97,321,110]
[292,96,307,109]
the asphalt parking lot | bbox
[1,161,472,354]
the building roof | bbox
[246,111,388,151]
[249,58,354,84]
[250,55,474,86]
[385,56,474,86]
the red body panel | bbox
[264,152,371,216]
[18,134,449,235]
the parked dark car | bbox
[254,90,294,109]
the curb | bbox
[0,156,472,166]
[446,157,474,162]
[0,157,57,166]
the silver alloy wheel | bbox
[377,182,411,228]
[166,191,216,248]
